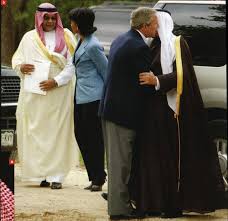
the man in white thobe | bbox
[12,2,78,189]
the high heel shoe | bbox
[91,184,102,192]
[84,183,92,190]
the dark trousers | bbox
[74,100,106,185]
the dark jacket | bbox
[99,29,153,129]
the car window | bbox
[162,4,226,67]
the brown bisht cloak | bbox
[129,36,225,214]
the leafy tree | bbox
[1,0,105,65]
[1,0,155,65]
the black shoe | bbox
[110,214,144,220]
[84,183,92,190]
[91,184,102,192]
[101,192,108,201]
[51,182,62,189]
[146,211,161,217]
[110,210,145,220]
[161,210,183,218]
[40,180,50,187]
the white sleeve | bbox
[54,53,75,87]
[155,76,160,90]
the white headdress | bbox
[156,11,177,113]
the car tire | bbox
[208,119,227,207]
[208,119,227,173]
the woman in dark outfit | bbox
[69,8,107,191]
[130,10,225,218]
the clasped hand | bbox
[139,71,157,86]
[20,64,34,75]
[39,79,57,91]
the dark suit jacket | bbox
[99,29,154,129]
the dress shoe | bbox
[101,192,108,200]
[91,184,102,192]
[110,209,145,220]
[40,180,50,187]
[84,183,92,190]
[146,211,161,217]
[51,182,62,189]
[161,210,183,218]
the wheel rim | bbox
[214,138,228,189]
[214,138,227,155]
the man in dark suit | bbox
[99,7,158,220]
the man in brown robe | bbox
[129,10,225,218]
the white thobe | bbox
[12,29,79,184]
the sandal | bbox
[51,182,62,189]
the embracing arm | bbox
[157,71,177,92]
[140,37,192,93]
[139,64,177,93]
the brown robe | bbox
[129,36,225,214]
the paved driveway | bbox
[15,164,227,221]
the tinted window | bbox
[163,4,226,66]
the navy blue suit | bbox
[99,29,154,216]
[99,29,153,130]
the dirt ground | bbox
[15,164,228,221]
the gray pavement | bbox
[15,164,228,221]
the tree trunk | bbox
[1,1,16,66]
[1,0,29,66]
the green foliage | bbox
[9,0,156,50]
[13,0,106,32]
[55,0,105,29]
[12,0,156,32]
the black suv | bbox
[0,65,19,193]
[1,65,19,154]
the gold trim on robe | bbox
[175,35,183,192]
[34,29,76,68]
[175,35,183,116]
[64,31,75,56]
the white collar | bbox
[136,29,152,46]
[136,29,148,45]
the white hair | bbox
[130,7,157,29]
